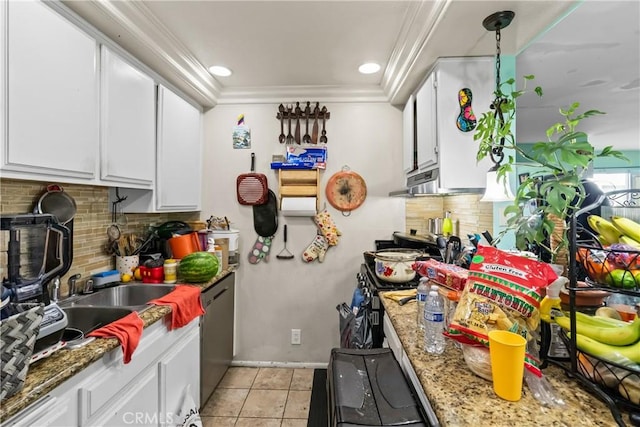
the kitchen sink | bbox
[61,284,176,311]
[62,306,135,336]
[60,306,136,348]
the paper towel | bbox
[281,197,316,216]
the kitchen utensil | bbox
[276,225,294,260]
[372,249,423,283]
[294,102,301,144]
[278,104,286,143]
[303,102,311,143]
[398,295,415,306]
[285,105,294,145]
[236,152,268,205]
[325,166,367,215]
[446,236,462,263]
[319,106,328,143]
[429,218,443,235]
[482,230,495,246]
[252,189,278,237]
[311,103,319,144]
[35,184,77,225]
[107,224,121,241]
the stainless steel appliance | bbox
[1,214,72,355]
[200,272,235,406]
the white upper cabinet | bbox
[3,0,98,180]
[415,72,438,171]
[432,58,493,189]
[156,85,202,211]
[402,94,415,174]
[100,46,155,188]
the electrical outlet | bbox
[291,329,301,345]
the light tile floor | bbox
[201,367,314,427]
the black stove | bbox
[359,259,422,348]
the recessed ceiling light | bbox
[358,62,381,74]
[208,65,232,77]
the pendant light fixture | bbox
[479,11,516,203]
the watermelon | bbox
[178,251,219,283]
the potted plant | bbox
[474,75,627,264]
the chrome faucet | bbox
[49,276,61,303]
[82,278,94,294]
[67,274,81,298]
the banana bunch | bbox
[587,215,640,248]
[558,311,640,405]
[555,312,640,363]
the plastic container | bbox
[423,289,445,354]
[163,259,177,284]
[445,290,459,329]
[140,266,164,284]
[416,278,428,331]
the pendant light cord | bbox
[489,26,506,167]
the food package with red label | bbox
[413,259,469,291]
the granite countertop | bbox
[0,270,233,423]
[380,292,626,426]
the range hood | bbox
[389,168,485,197]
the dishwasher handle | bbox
[203,286,229,308]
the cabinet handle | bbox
[213,286,229,300]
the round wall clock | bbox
[325,166,367,215]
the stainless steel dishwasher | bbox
[200,272,235,406]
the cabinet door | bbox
[402,94,416,174]
[5,0,98,179]
[415,72,438,170]
[159,324,200,422]
[156,85,202,211]
[4,394,77,427]
[100,47,155,187]
[87,367,160,427]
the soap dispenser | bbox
[442,211,453,237]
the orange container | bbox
[168,232,201,259]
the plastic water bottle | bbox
[423,290,445,354]
[416,278,428,331]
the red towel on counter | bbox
[87,311,144,364]
[148,285,204,330]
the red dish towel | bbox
[87,311,144,364]
[148,285,204,330]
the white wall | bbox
[201,102,405,365]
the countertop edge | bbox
[0,270,233,422]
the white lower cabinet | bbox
[4,318,200,427]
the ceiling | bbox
[516,1,640,151]
[60,1,638,150]
[62,0,574,107]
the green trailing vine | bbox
[474,75,627,262]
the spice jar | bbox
[164,259,177,284]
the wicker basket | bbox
[1,303,44,400]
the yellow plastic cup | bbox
[488,330,527,401]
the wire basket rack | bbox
[559,328,640,410]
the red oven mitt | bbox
[148,285,205,330]
[87,311,144,364]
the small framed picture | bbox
[518,173,530,185]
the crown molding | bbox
[217,85,389,105]
[63,0,222,108]
[382,0,452,105]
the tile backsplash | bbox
[406,194,493,239]
[1,178,198,295]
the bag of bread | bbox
[448,246,558,376]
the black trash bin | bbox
[327,348,427,427]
